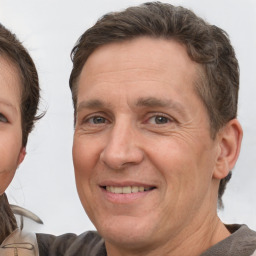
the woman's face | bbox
[0,57,25,194]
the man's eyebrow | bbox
[77,97,186,115]
[136,97,185,114]
[77,99,109,112]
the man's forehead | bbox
[81,37,193,76]
[78,37,200,90]
[76,36,203,116]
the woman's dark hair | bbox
[0,23,42,244]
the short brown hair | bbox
[69,2,239,206]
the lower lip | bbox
[100,187,154,204]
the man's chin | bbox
[104,231,155,253]
[95,215,159,250]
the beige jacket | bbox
[0,229,38,256]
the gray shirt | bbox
[201,224,256,256]
[37,224,256,256]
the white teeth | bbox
[131,186,139,193]
[106,186,152,194]
[123,186,131,194]
[110,187,122,193]
[139,186,144,192]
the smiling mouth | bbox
[102,186,156,194]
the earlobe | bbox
[18,147,26,165]
[213,119,243,180]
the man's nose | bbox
[100,122,144,170]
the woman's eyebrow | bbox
[0,98,17,114]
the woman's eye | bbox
[148,115,170,124]
[0,113,8,123]
[88,116,107,124]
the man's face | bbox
[73,37,221,251]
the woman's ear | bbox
[18,147,26,165]
[213,119,243,180]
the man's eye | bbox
[88,116,107,124]
[0,113,8,123]
[148,115,170,124]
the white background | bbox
[1,0,256,235]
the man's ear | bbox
[18,147,26,165]
[213,119,243,180]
